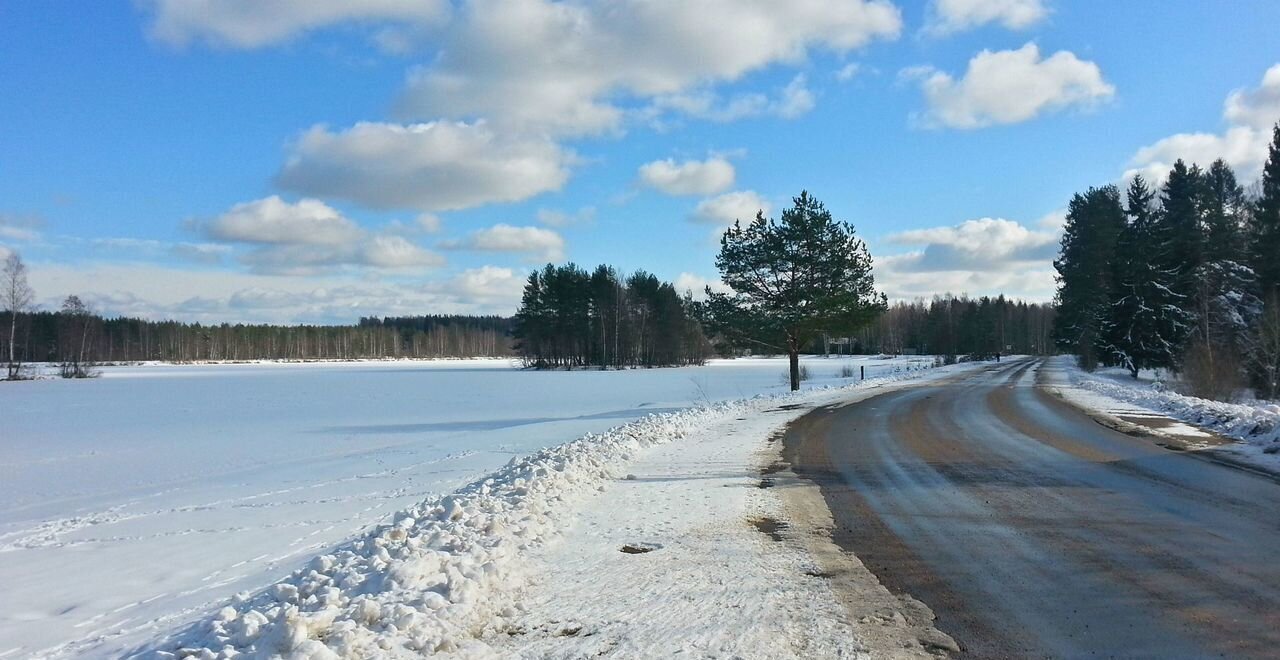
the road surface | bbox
[785,358,1280,658]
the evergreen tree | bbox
[1157,160,1206,304]
[1249,123,1280,397]
[707,191,885,390]
[1200,158,1247,263]
[1101,176,1191,377]
[1053,185,1126,368]
[1253,123,1280,299]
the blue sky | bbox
[2,0,1279,324]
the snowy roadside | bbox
[138,362,977,659]
[1039,356,1280,472]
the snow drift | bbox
[1073,372,1280,455]
[140,366,941,659]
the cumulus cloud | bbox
[1124,63,1280,184]
[691,190,772,225]
[925,0,1048,35]
[875,217,1059,300]
[426,265,526,304]
[206,196,362,245]
[673,272,732,301]
[444,224,565,262]
[638,157,736,196]
[275,121,572,212]
[142,0,448,48]
[394,0,902,136]
[905,43,1113,129]
[203,196,443,274]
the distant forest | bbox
[1,312,514,363]
[851,295,1056,358]
[514,263,711,368]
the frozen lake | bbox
[0,355,930,657]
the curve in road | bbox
[785,358,1280,658]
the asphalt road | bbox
[785,358,1280,658]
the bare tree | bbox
[58,294,99,378]
[1250,294,1280,400]
[2,251,34,380]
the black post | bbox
[860,365,865,380]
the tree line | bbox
[513,263,711,368]
[852,295,1056,358]
[1,282,515,375]
[1054,122,1280,400]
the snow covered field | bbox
[0,355,931,658]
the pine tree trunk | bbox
[788,345,800,392]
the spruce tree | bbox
[1157,160,1206,304]
[1101,176,1191,377]
[1253,123,1280,299]
[1053,185,1126,368]
[1200,159,1246,263]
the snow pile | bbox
[141,366,948,659]
[142,402,750,659]
[1072,371,1280,454]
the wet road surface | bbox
[785,359,1280,658]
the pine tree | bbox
[707,191,885,391]
[1053,185,1126,368]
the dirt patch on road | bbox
[765,400,961,658]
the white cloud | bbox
[427,265,526,304]
[874,216,1060,300]
[925,0,1048,35]
[90,236,232,264]
[361,234,445,269]
[203,196,443,274]
[28,262,520,323]
[638,157,736,196]
[673,272,731,301]
[206,196,362,245]
[0,213,43,242]
[394,0,902,136]
[416,214,443,233]
[276,121,572,212]
[691,190,772,225]
[142,0,448,48]
[444,224,565,262]
[905,43,1113,129]
[1124,63,1280,184]
[835,63,862,82]
[644,74,816,124]
[536,207,596,228]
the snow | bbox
[1041,356,1280,470]
[137,360,970,659]
[0,355,933,658]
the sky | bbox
[2,0,1279,325]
